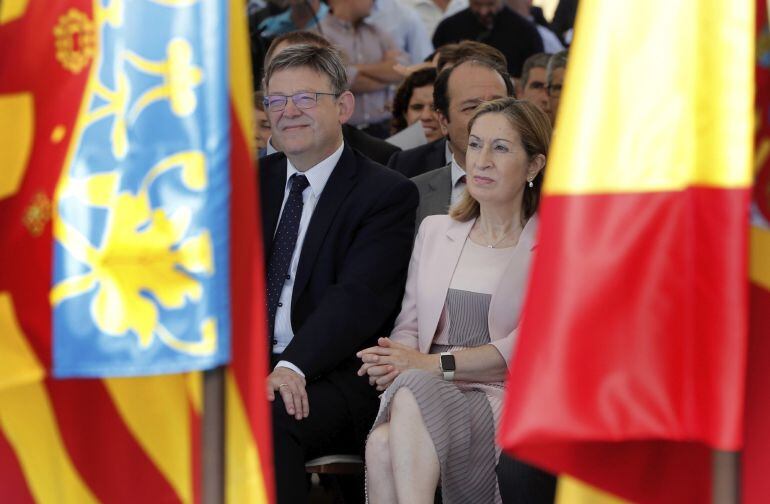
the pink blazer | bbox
[390,214,538,366]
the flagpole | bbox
[202,366,226,504]
[712,450,739,504]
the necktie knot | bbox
[290,174,309,195]
[457,174,467,185]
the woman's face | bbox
[254,106,271,150]
[405,84,442,142]
[465,112,542,206]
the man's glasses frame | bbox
[263,91,340,112]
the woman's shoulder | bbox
[416,214,457,237]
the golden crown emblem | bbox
[53,8,96,74]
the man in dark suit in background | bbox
[387,40,509,179]
[432,0,543,77]
[386,135,449,178]
[260,45,418,502]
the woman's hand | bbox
[357,338,438,390]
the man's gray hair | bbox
[546,50,568,85]
[264,44,349,95]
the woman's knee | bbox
[366,424,391,468]
[390,387,420,421]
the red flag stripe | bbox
[0,422,35,504]
[228,102,274,500]
[742,284,770,503]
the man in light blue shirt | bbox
[368,0,434,64]
[258,0,328,38]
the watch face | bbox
[440,353,456,371]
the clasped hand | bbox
[357,337,435,391]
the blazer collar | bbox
[446,213,539,249]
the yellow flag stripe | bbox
[0,382,99,504]
[556,476,629,504]
[750,225,770,290]
[0,293,45,391]
[229,0,255,158]
[226,371,269,504]
[0,93,34,200]
[0,0,30,24]
[544,0,754,195]
[104,375,193,504]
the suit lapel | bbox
[261,156,287,259]
[418,218,474,353]
[292,146,358,303]
[423,164,452,216]
[488,215,539,336]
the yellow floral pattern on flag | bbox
[53,152,216,350]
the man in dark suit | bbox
[412,57,513,229]
[260,45,418,502]
[432,0,543,78]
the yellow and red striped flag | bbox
[498,0,754,502]
[0,0,272,502]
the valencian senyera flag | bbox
[498,1,755,503]
[0,0,273,502]
[743,1,770,503]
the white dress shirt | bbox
[368,0,434,64]
[273,142,345,377]
[401,0,468,37]
[450,155,466,207]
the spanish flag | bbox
[498,0,754,503]
[0,0,272,501]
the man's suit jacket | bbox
[342,124,401,166]
[387,137,448,178]
[390,214,539,371]
[412,163,452,230]
[260,145,419,383]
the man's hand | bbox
[267,367,309,420]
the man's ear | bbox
[437,110,449,136]
[337,91,355,124]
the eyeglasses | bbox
[547,84,563,97]
[262,92,340,112]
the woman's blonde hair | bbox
[450,98,552,222]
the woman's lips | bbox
[473,176,494,185]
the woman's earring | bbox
[528,179,534,188]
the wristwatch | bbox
[439,352,456,381]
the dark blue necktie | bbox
[267,174,309,337]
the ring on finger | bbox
[278,383,289,389]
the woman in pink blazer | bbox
[359,98,552,504]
